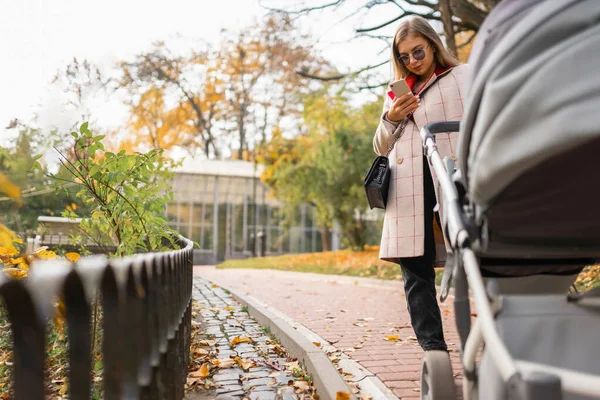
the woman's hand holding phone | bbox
[387,92,420,122]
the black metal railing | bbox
[0,237,194,400]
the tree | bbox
[220,15,334,159]
[117,41,226,157]
[260,91,381,250]
[50,14,334,159]
[261,0,499,83]
[0,127,79,233]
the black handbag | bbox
[364,119,409,210]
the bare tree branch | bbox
[356,10,438,33]
[259,0,343,14]
[297,59,388,81]
[358,81,388,90]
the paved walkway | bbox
[194,267,465,399]
[188,277,317,399]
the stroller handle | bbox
[420,121,460,144]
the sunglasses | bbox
[397,44,430,66]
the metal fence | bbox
[1,237,194,400]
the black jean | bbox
[397,158,447,351]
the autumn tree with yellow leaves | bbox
[219,15,332,159]
[260,90,383,250]
[64,14,334,157]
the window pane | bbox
[202,228,213,250]
[203,203,214,226]
[166,204,178,223]
[178,202,192,224]
[191,225,202,243]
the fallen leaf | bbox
[211,284,219,288]
[59,381,68,396]
[231,336,251,345]
[65,252,81,262]
[213,359,236,369]
[199,340,217,346]
[312,341,322,348]
[189,363,210,378]
[294,380,310,392]
[408,336,418,341]
[336,392,351,400]
[235,357,255,371]
[384,335,400,342]
[353,343,363,349]
[193,348,210,356]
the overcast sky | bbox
[0,0,399,145]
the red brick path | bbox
[195,266,465,399]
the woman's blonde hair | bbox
[391,16,460,80]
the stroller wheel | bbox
[420,350,457,400]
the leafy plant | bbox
[44,122,179,256]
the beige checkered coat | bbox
[374,64,469,261]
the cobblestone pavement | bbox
[189,277,318,400]
[195,267,467,400]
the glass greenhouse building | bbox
[167,159,337,265]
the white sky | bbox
[0,0,402,146]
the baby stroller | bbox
[418,0,600,399]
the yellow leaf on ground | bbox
[336,392,351,400]
[230,336,251,345]
[59,382,68,395]
[234,357,254,370]
[0,173,22,206]
[189,363,210,378]
[3,268,27,279]
[384,335,400,342]
[35,249,58,260]
[213,358,236,369]
[65,252,81,262]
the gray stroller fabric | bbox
[458,0,600,207]
[467,0,545,82]
[479,295,600,400]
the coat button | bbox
[451,154,457,161]
[396,157,404,165]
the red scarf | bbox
[405,65,453,95]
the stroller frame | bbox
[420,121,600,400]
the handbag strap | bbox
[385,118,409,157]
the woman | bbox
[373,16,468,352]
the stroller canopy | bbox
[458,0,600,207]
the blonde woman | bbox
[374,16,469,352]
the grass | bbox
[218,248,404,281]
[218,247,600,293]
[0,299,105,399]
